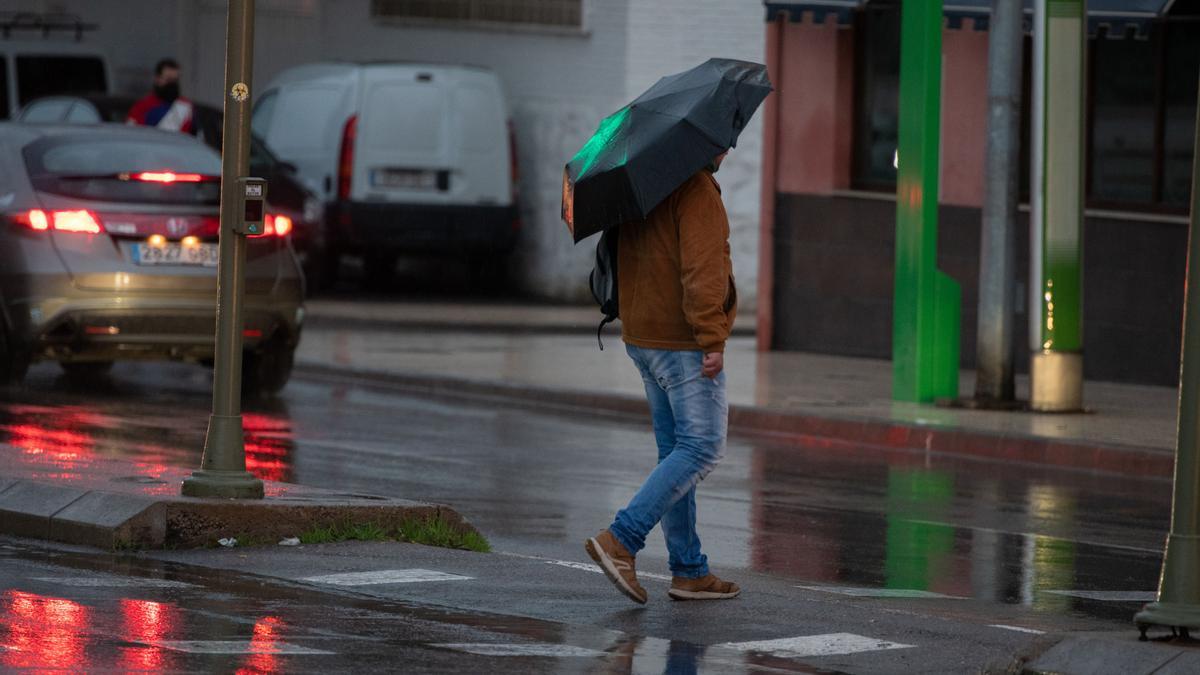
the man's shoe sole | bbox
[667,588,741,601]
[585,537,647,605]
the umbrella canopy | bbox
[562,58,772,243]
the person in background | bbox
[127,58,193,134]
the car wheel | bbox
[0,325,29,385]
[242,343,295,396]
[60,361,114,379]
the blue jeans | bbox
[610,344,728,579]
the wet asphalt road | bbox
[0,360,1177,672]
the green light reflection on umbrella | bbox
[571,106,631,180]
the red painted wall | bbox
[940,26,989,208]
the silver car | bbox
[0,123,303,393]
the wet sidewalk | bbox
[297,302,1179,477]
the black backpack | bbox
[589,227,620,350]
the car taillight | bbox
[13,209,103,234]
[251,213,292,238]
[132,172,207,183]
[338,115,357,201]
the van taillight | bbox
[338,115,357,201]
[14,209,103,234]
[508,119,520,199]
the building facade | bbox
[5,0,766,304]
[759,0,1200,385]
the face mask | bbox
[154,81,181,102]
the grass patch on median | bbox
[398,516,490,553]
[296,516,490,553]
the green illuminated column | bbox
[1029,0,1086,412]
[893,0,961,403]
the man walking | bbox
[127,58,194,134]
[586,152,739,604]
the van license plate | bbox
[373,169,437,189]
[132,243,219,267]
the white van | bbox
[253,62,519,285]
[1,40,112,121]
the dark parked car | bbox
[0,123,304,392]
[17,94,330,290]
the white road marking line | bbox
[795,585,966,600]
[719,633,914,658]
[32,576,193,588]
[437,643,604,657]
[301,569,472,586]
[990,624,1046,635]
[146,640,333,655]
[544,559,673,582]
[1043,590,1156,602]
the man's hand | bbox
[702,352,724,379]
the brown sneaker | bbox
[668,573,740,601]
[585,530,648,605]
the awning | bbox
[943,0,1174,36]
[763,1,863,26]
[764,1,1175,37]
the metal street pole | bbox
[974,0,1022,405]
[182,0,263,499]
[893,0,961,404]
[1029,0,1086,412]
[1135,73,1200,639]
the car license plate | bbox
[372,168,438,189]
[132,242,219,267]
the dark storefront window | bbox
[1162,21,1200,207]
[0,58,8,120]
[851,8,1200,212]
[852,2,900,189]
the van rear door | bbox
[355,67,510,207]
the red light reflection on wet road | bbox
[119,598,181,671]
[1,590,90,671]
[237,615,285,674]
[5,423,94,480]
[243,414,293,483]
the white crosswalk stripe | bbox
[32,576,193,588]
[719,633,914,658]
[990,624,1047,635]
[796,584,966,599]
[437,643,605,657]
[302,569,472,586]
[145,640,333,655]
[544,559,673,581]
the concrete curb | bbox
[295,361,1175,479]
[0,475,478,550]
[303,314,757,337]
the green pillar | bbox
[893,0,961,403]
[1029,0,1086,412]
[1135,71,1200,638]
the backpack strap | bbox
[597,315,616,351]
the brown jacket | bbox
[618,170,737,353]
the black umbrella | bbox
[561,58,772,243]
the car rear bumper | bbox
[331,201,519,254]
[5,292,303,364]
